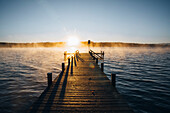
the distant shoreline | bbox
[0,41,170,48]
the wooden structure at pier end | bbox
[29,45,134,113]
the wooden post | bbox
[90,52,92,56]
[88,40,90,51]
[64,51,67,60]
[68,57,70,64]
[47,73,52,86]
[96,58,98,64]
[71,56,73,74]
[111,73,116,87]
[64,51,67,55]
[62,63,65,72]
[101,63,104,72]
[71,56,73,62]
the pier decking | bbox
[29,52,134,113]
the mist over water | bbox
[0,47,170,113]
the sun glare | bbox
[67,36,80,46]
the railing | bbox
[89,49,104,59]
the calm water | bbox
[0,47,170,113]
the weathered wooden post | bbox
[71,56,73,62]
[64,51,67,60]
[68,57,70,64]
[101,63,104,72]
[62,63,65,72]
[88,40,91,52]
[71,56,73,74]
[96,58,98,64]
[111,73,116,87]
[47,73,52,86]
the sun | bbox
[67,36,80,46]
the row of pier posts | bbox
[91,50,116,87]
[47,60,66,87]
[47,54,69,87]
[95,59,115,85]
[47,50,116,87]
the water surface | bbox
[0,47,170,113]
[100,47,170,113]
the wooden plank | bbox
[29,53,134,113]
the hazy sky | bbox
[0,0,170,43]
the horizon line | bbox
[0,41,170,45]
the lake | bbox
[0,47,170,113]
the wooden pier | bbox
[29,50,134,113]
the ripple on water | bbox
[0,47,170,113]
[103,47,170,113]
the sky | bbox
[0,0,170,43]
